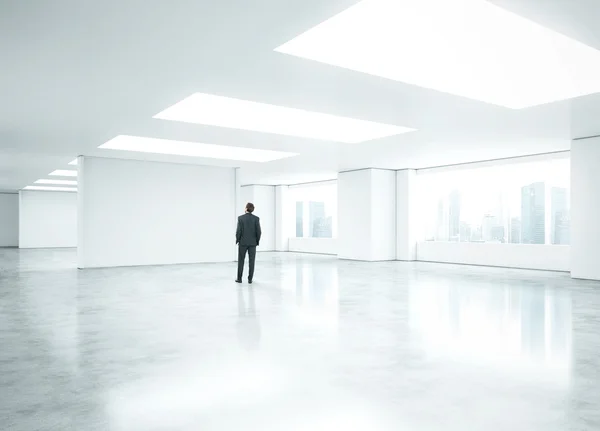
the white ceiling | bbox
[2,0,600,191]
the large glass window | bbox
[416,156,570,245]
[289,181,337,238]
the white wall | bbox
[370,170,396,261]
[338,169,396,261]
[19,191,77,248]
[78,157,236,268]
[289,238,337,255]
[338,170,372,261]
[275,185,292,252]
[571,138,600,280]
[0,193,19,247]
[239,185,275,251]
[396,170,417,261]
[417,242,570,272]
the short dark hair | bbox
[246,202,255,213]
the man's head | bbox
[245,202,255,213]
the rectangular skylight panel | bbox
[24,186,77,192]
[49,170,77,177]
[35,179,78,186]
[153,93,415,143]
[275,0,600,109]
[98,135,299,163]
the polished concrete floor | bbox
[1,248,600,430]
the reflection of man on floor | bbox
[237,287,261,351]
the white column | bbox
[234,168,241,261]
[396,169,417,261]
[275,185,291,251]
[77,155,86,268]
[338,169,396,261]
[571,138,600,280]
[239,185,276,251]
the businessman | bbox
[236,202,262,284]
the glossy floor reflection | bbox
[1,248,600,430]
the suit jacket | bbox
[236,213,262,246]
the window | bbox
[289,181,337,238]
[416,156,570,245]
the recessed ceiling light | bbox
[154,93,414,143]
[98,135,299,162]
[49,170,77,177]
[23,186,77,192]
[35,179,78,186]
[68,159,78,165]
[275,0,600,109]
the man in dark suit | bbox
[236,202,262,284]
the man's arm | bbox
[236,218,242,244]
[256,217,262,246]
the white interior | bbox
[77,157,236,268]
[396,170,418,261]
[275,185,292,252]
[276,0,600,109]
[289,237,337,255]
[2,1,600,277]
[154,93,414,143]
[417,242,570,271]
[99,135,298,163]
[0,194,19,247]
[338,169,396,261]
[18,190,77,249]
[570,137,600,280]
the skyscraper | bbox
[521,182,545,244]
[435,197,449,241]
[309,201,331,238]
[448,190,461,241]
[482,214,494,242]
[551,187,570,245]
[510,217,521,244]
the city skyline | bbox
[429,182,570,245]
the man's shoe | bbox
[248,280,253,284]
[235,279,242,283]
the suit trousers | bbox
[237,245,257,281]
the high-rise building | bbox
[435,198,449,241]
[448,190,461,241]
[459,221,471,242]
[309,201,331,237]
[510,217,521,244]
[521,182,545,244]
[551,187,570,245]
[482,214,494,242]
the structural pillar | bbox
[571,137,600,280]
[338,169,396,261]
[275,185,291,251]
[396,169,417,261]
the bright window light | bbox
[68,159,78,165]
[153,93,414,143]
[98,135,299,163]
[275,0,600,109]
[24,186,77,192]
[35,179,78,186]
[49,170,77,177]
